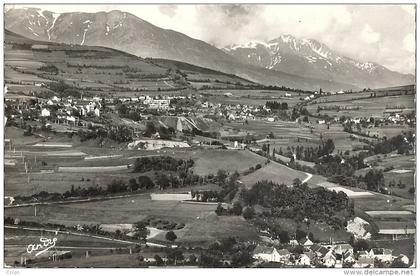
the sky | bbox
[5,4,416,75]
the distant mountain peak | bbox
[5,8,414,90]
[222,33,413,88]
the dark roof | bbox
[310,244,322,252]
[372,248,393,255]
[278,249,290,256]
[253,245,275,255]
[343,251,354,259]
[303,252,316,260]
[310,244,329,257]
[319,247,330,256]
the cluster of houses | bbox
[120,95,171,110]
[252,238,410,268]
[119,95,185,110]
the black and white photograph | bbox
[1,1,417,273]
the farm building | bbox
[298,252,315,266]
[368,248,393,262]
[342,251,355,263]
[376,221,416,240]
[253,245,282,263]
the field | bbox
[153,213,259,247]
[358,153,415,200]
[311,124,369,154]
[273,153,316,168]
[4,30,256,99]
[307,94,415,118]
[268,217,351,243]
[240,161,307,188]
[5,190,260,248]
[192,149,266,175]
[5,193,217,225]
[4,227,134,266]
[225,119,317,140]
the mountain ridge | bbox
[5,8,413,91]
[222,34,414,89]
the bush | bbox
[231,202,243,215]
[215,203,226,216]
[242,206,255,219]
[165,231,177,242]
[38,64,59,74]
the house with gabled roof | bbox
[297,252,315,267]
[369,248,393,262]
[334,243,354,255]
[323,251,336,267]
[342,250,356,264]
[253,245,281,263]
[310,244,329,257]
[277,249,291,263]
[302,236,314,247]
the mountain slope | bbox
[222,35,414,89]
[4,29,259,97]
[5,8,362,91]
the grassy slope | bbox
[192,149,267,175]
[240,161,307,188]
[4,30,256,97]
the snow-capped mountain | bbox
[223,35,414,89]
[5,8,412,90]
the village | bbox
[252,238,410,268]
[2,13,416,269]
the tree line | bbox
[240,180,352,228]
[265,101,289,110]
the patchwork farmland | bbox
[3,10,416,269]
